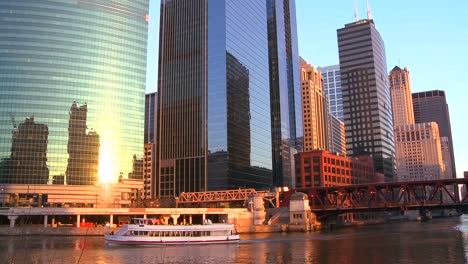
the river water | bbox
[2,216,468,264]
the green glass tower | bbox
[0,0,149,185]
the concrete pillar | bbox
[202,214,206,224]
[183,216,186,225]
[143,214,147,219]
[8,216,18,228]
[189,215,193,225]
[52,217,56,228]
[163,216,170,225]
[76,214,80,228]
[171,214,180,225]
[44,215,48,227]
[110,214,114,228]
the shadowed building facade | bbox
[318,65,343,121]
[0,0,149,185]
[144,93,157,199]
[267,0,302,188]
[156,0,275,198]
[412,90,456,179]
[337,19,395,182]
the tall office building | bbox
[337,18,395,182]
[394,123,445,182]
[318,65,343,121]
[329,115,346,156]
[157,0,277,197]
[390,66,445,182]
[0,1,149,184]
[144,93,157,198]
[389,66,414,126]
[267,0,302,188]
[412,90,456,178]
[300,59,328,152]
[145,93,158,144]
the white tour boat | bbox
[104,218,240,245]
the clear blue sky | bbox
[145,0,468,179]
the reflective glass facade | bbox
[337,19,395,181]
[267,0,302,188]
[157,0,273,197]
[318,65,343,121]
[0,0,149,185]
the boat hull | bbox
[104,235,240,245]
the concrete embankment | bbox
[0,224,289,236]
[0,225,282,236]
[0,225,117,236]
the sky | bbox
[145,0,468,179]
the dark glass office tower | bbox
[0,0,149,184]
[337,19,395,181]
[157,0,273,197]
[145,93,158,144]
[145,93,157,197]
[267,0,302,188]
[412,90,456,178]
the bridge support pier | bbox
[8,215,18,228]
[110,214,114,228]
[189,215,192,225]
[44,215,48,227]
[76,214,80,228]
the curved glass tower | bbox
[0,0,149,185]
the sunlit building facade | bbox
[394,123,445,182]
[0,1,149,185]
[294,150,375,188]
[389,66,414,127]
[300,58,328,152]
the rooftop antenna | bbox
[354,0,359,21]
[366,0,373,20]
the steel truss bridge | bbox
[176,179,468,218]
[176,189,278,208]
[282,178,468,219]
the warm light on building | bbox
[300,58,328,152]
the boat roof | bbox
[126,223,234,232]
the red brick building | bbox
[294,150,376,188]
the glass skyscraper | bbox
[337,19,395,182]
[0,0,149,185]
[267,0,302,188]
[318,65,343,121]
[157,0,291,197]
